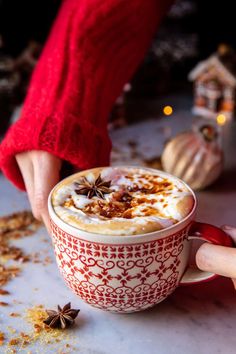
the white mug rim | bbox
[48,166,197,243]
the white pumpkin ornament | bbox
[161,124,223,190]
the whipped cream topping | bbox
[52,167,194,235]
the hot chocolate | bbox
[51,167,194,235]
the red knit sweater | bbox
[0,0,172,190]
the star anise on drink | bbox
[74,174,112,199]
[43,303,80,329]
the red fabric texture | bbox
[0,0,172,190]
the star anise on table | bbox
[74,174,112,199]
[43,303,80,329]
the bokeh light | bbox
[216,114,226,126]
[163,105,173,116]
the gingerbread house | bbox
[188,46,236,120]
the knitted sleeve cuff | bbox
[0,113,111,190]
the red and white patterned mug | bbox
[48,169,233,313]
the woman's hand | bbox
[196,226,236,289]
[16,151,62,232]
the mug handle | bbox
[180,221,233,285]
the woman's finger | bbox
[16,153,35,210]
[196,243,236,279]
[32,151,61,230]
[221,226,236,289]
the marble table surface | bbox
[0,102,236,354]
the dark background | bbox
[0,0,236,131]
[1,1,236,58]
[1,1,235,61]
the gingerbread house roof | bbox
[188,51,236,87]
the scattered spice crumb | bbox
[7,326,16,334]
[20,332,30,340]
[0,332,5,346]
[9,338,20,346]
[43,256,53,265]
[34,323,43,333]
[0,301,8,306]
[22,339,30,346]
[9,350,16,354]
[0,265,21,287]
[10,312,21,317]
[0,288,10,295]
